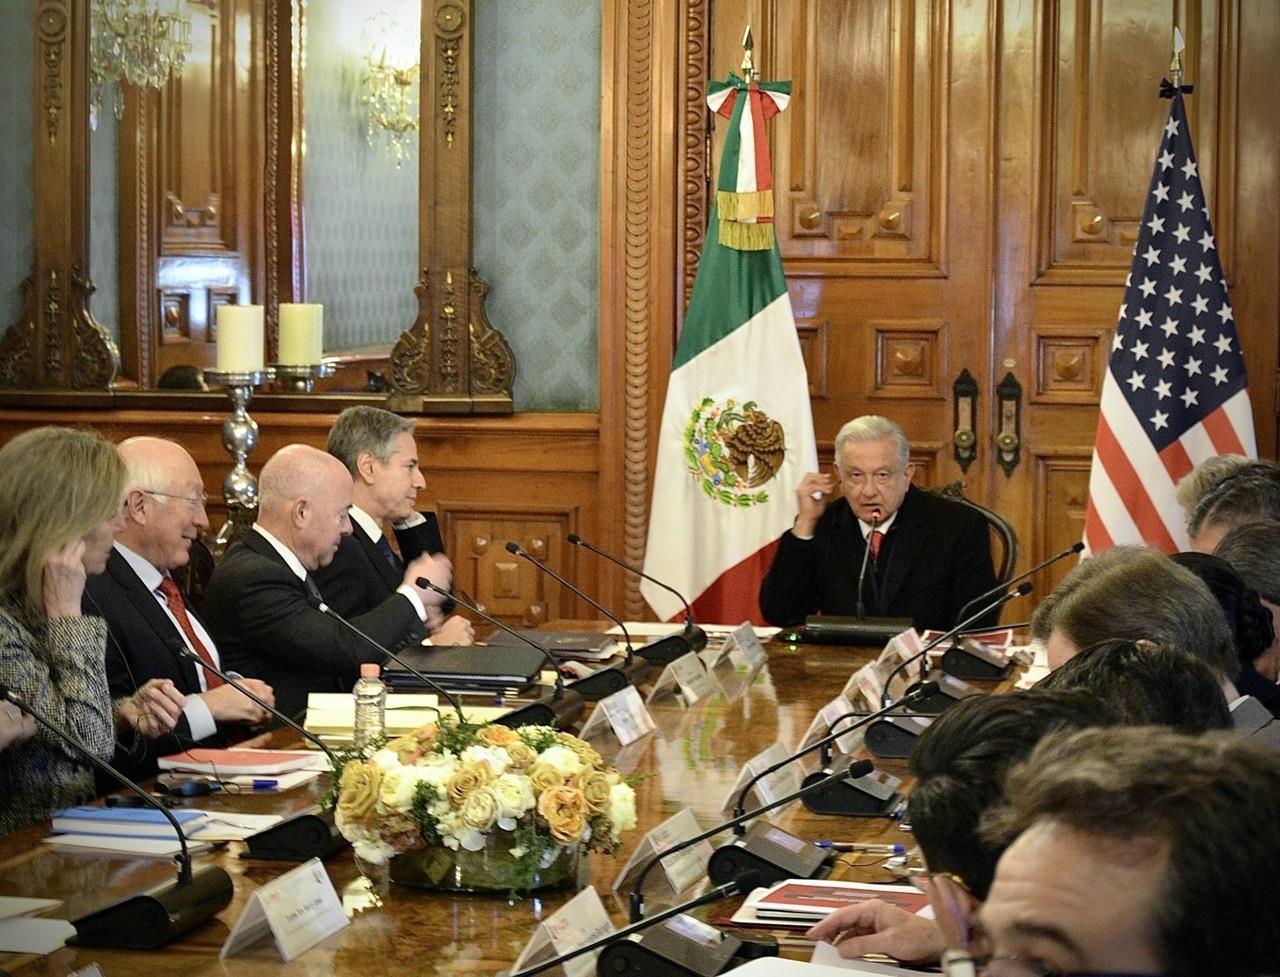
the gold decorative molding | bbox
[468,272,515,396]
[70,266,119,389]
[390,271,435,395]
[0,282,38,388]
[679,0,710,312]
[37,3,66,144]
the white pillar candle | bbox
[277,303,325,365]
[215,304,265,373]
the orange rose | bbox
[537,785,587,844]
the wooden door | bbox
[708,0,1279,600]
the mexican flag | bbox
[640,73,818,625]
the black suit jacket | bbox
[83,549,230,779]
[759,485,999,631]
[201,530,422,720]
[311,514,444,631]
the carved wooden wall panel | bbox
[1034,1,1229,284]
[770,0,943,273]
[1035,455,1094,596]
[1032,325,1109,403]
[872,320,947,399]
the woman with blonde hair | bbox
[0,427,182,832]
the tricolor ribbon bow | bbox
[707,72,792,251]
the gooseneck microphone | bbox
[415,578,584,729]
[0,683,232,949]
[628,757,875,922]
[881,582,1033,708]
[954,540,1084,624]
[511,870,765,977]
[731,680,938,825]
[854,508,882,620]
[566,533,708,659]
[306,593,467,726]
[503,541,652,694]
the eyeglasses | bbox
[841,469,905,486]
[142,490,210,509]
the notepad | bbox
[42,834,213,858]
[746,879,929,923]
[158,748,320,776]
[0,916,77,954]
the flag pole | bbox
[1169,26,1185,91]
[741,26,758,83]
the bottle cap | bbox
[359,663,381,678]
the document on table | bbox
[0,917,77,954]
[0,896,61,921]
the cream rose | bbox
[461,744,511,777]
[577,769,613,816]
[537,744,585,777]
[337,760,382,824]
[504,740,537,772]
[445,760,494,806]
[607,782,638,841]
[378,765,419,813]
[492,773,536,829]
[459,786,500,831]
[529,762,566,796]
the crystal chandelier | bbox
[361,11,420,168]
[90,0,193,120]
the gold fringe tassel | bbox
[716,189,775,222]
[718,220,775,251]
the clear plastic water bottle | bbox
[352,663,386,754]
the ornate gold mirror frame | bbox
[3,0,514,412]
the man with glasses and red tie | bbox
[760,415,998,631]
[84,437,276,777]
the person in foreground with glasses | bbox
[760,414,998,631]
[807,690,1117,964]
[973,726,1280,977]
[84,437,276,779]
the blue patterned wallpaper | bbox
[90,110,120,341]
[473,0,600,410]
[0,1,33,332]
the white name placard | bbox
[611,806,711,897]
[796,694,865,757]
[647,652,719,706]
[579,685,657,747]
[220,857,348,962]
[720,741,801,812]
[731,621,769,670]
[508,886,614,977]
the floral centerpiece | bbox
[325,719,638,896]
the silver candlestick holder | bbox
[202,368,275,550]
[269,361,335,393]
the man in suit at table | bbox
[83,437,275,777]
[313,406,473,646]
[202,444,453,720]
[759,415,998,631]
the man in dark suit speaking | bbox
[760,415,997,631]
[85,437,275,776]
[202,444,453,720]
[313,406,473,646]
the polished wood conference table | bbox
[0,633,932,976]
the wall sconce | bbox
[361,10,420,168]
[90,0,193,121]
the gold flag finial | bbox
[740,26,757,82]
[1169,26,1185,90]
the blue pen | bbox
[814,841,906,854]
[251,779,278,790]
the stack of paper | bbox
[158,748,320,776]
[734,879,929,927]
[45,805,216,857]
[0,898,74,955]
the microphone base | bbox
[242,809,348,862]
[597,921,745,977]
[708,820,832,888]
[864,714,934,759]
[638,633,693,666]
[495,689,585,729]
[70,864,233,950]
[799,616,915,647]
[940,639,1015,681]
[568,658,653,700]
[906,672,983,714]
[800,767,902,818]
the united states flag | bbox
[1083,90,1256,554]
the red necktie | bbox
[156,576,223,688]
[868,529,885,562]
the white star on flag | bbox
[1151,410,1169,430]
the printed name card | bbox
[647,652,719,706]
[842,662,885,712]
[611,806,712,897]
[731,621,769,670]
[579,685,657,747]
[797,694,865,756]
[220,858,347,962]
[720,741,802,813]
[508,886,614,977]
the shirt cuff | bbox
[392,512,427,530]
[396,584,427,621]
[185,696,217,742]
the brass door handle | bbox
[995,372,1023,476]
[952,369,978,473]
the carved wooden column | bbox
[389,0,514,413]
[0,0,116,389]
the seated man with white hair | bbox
[760,415,998,631]
[202,444,452,720]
